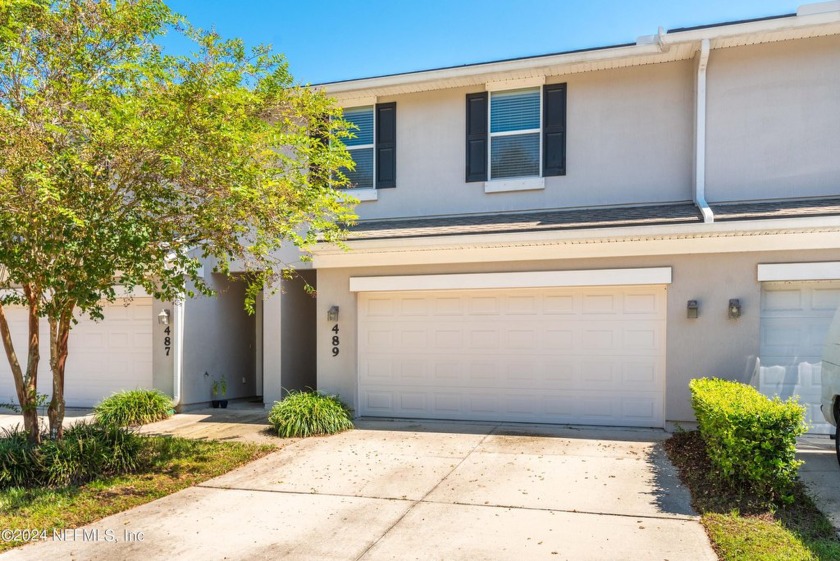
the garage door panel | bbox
[811,288,840,311]
[358,286,666,427]
[760,282,840,434]
[0,300,153,408]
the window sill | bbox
[484,177,545,194]
[340,188,379,202]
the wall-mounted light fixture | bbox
[687,300,699,319]
[728,299,741,319]
[327,305,340,322]
[157,309,171,325]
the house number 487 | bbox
[331,324,340,356]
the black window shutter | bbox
[543,83,567,177]
[465,92,488,182]
[375,102,396,189]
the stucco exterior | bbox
[299,8,840,427]
[164,5,840,427]
[315,248,840,424]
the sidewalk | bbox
[137,405,281,445]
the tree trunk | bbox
[47,305,73,440]
[0,287,41,444]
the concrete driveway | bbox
[2,419,715,561]
[798,435,840,533]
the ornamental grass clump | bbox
[268,391,354,438]
[94,389,174,427]
[689,377,806,502]
[0,421,141,489]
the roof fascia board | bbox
[660,9,840,43]
[323,9,840,98]
[313,215,840,268]
[349,267,672,293]
[324,43,662,96]
[315,229,840,269]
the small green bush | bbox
[94,389,174,427]
[689,378,806,501]
[268,391,354,438]
[0,421,142,488]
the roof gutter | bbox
[694,39,714,223]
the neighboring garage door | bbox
[358,285,666,427]
[0,299,154,407]
[759,282,840,434]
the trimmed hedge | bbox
[689,378,806,501]
[268,391,354,438]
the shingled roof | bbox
[345,198,840,241]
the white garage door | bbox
[358,285,666,427]
[759,282,840,434]
[0,300,153,407]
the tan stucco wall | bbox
[316,248,840,424]
[705,34,840,202]
[152,298,175,397]
[348,35,840,222]
[357,60,695,220]
[181,273,256,405]
[262,273,318,407]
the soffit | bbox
[324,13,840,101]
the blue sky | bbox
[163,1,801,84]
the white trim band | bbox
[484,177,545,193]
[349,267,672,292]
[757,262,840,281]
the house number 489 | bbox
[331,324,340,356]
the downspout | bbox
[694,39,714,223]
[172,297,184,410]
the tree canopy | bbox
[0,0,356,441]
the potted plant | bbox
[211,376,228,409]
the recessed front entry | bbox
[357,285,667,427]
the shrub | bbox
[0,421,142,489]
[268,391,354,438]
[94,389,174,427]
[689,377,806,501]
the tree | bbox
[0,0,356,443]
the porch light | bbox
[728,299,741,319]
[327,305,340,322]
[687,300,699,319]
[157,309,171,325]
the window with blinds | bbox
[489,88,540,179]
[342,106,375,189]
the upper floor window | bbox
[466,83,566,186]
[490,88,541,179]
[341,103,396,190]
[343,106,375,189]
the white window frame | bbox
[342,104,376,192]
[484,78,546,193]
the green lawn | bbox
[666,431,840,561]
[0,436,273,553]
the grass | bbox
[94,389,174,427]
[268,391,354,437]
[665,431,840,561]
[0,436,273,552]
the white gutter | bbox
[172,297,184,409]
[694,39,714,224]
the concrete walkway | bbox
[798,435,840,532]
[2,417,716,561]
